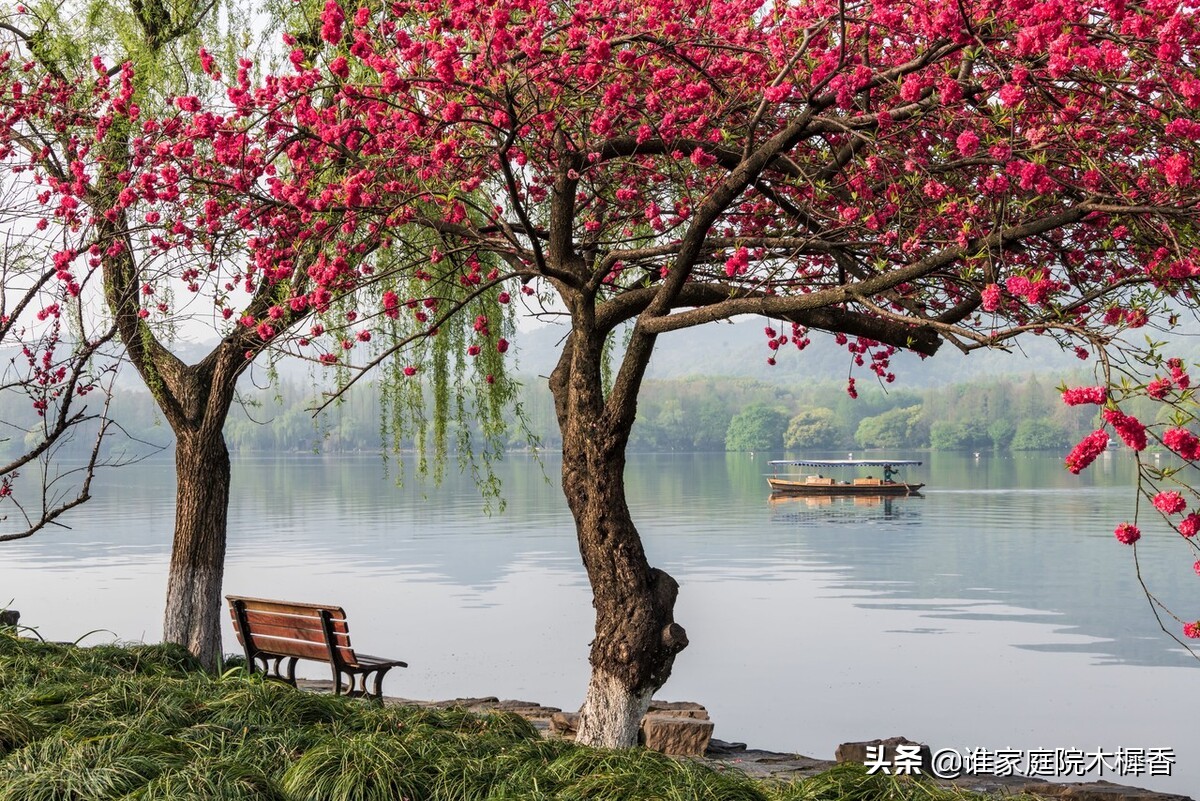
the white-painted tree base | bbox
[575,669,655,749]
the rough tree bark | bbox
[551,323,688,747]
[163,426,232,667]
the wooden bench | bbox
[226,595,407,700]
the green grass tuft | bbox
[0,636,1009,801]
[281,730,434,801]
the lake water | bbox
[1,451,1198,795]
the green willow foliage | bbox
[0,633,1012,801]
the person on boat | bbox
[883,464,897,483]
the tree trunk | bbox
[560,414,688,748]
[162,428,231,670]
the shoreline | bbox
[294,681,1193,801]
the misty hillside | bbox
[507,317,1200,388]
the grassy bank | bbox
[0,632,1018,801]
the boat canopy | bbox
[768,459,923,467]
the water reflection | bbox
[767,493,924,524]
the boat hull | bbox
[767,477,924,495]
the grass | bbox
[0,631,1024,801]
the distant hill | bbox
[506,318,1190,388]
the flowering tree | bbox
[134,0,1200,747]
[0,0,294,665]
[0,0,519,668]
[10,0,1200,746]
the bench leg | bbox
[331,664,343,696]
[330,667,391,701]
[371,666,392,700]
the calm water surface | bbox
[2,451,1198,794]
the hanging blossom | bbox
[1153,491,1188,516]
[1065,430,1109,474]
[1163,428,1200,461]
[1113,522,1141,545]
[1102,409,1146,451]
[1061,386,1107,406]
[1177,513,1200,538]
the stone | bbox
[647,700,710,720]
[550,712,579,735]
[1015,780,1193,801]
[640,714,714,757]
[836,736,933,774]
[0,609,17,627]
[495,699,560,715]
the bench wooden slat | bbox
[230,608,351,637]
[245,633,355,664]
[229,621,353,651]
[227,595,347,621]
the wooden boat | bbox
[767,459,924,496]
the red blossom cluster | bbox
[1163,427,1200,461]
[1113,522,1141,545]
[1065,430,1109,474]
[1101,408,1147,451]
[1061,386,1107,406]
[1152,491,1188,516]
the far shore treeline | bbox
[1,370,1156,459]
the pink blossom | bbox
[1163,428,1200,460]
[403,366,417,376]
[1114,522,1141,545]
[1061,386,1106,406]
[321,0,345,44]
[496,338,509,353]
[1160,153,1192,187]
[1153,491,1187,515]
[1005,275,1032,297]
[956,131,980,157]
[1184,622,1200,639]
[1102,409,1146,451]
[383,290,399,319]
[1168,358,1191,389]
[1179,513,1200,537]
[763,83,792,102]
[980,284,1001,312]
[1065,429,1109,474]
[724,247,749,277]
[1147,378,1172,399]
